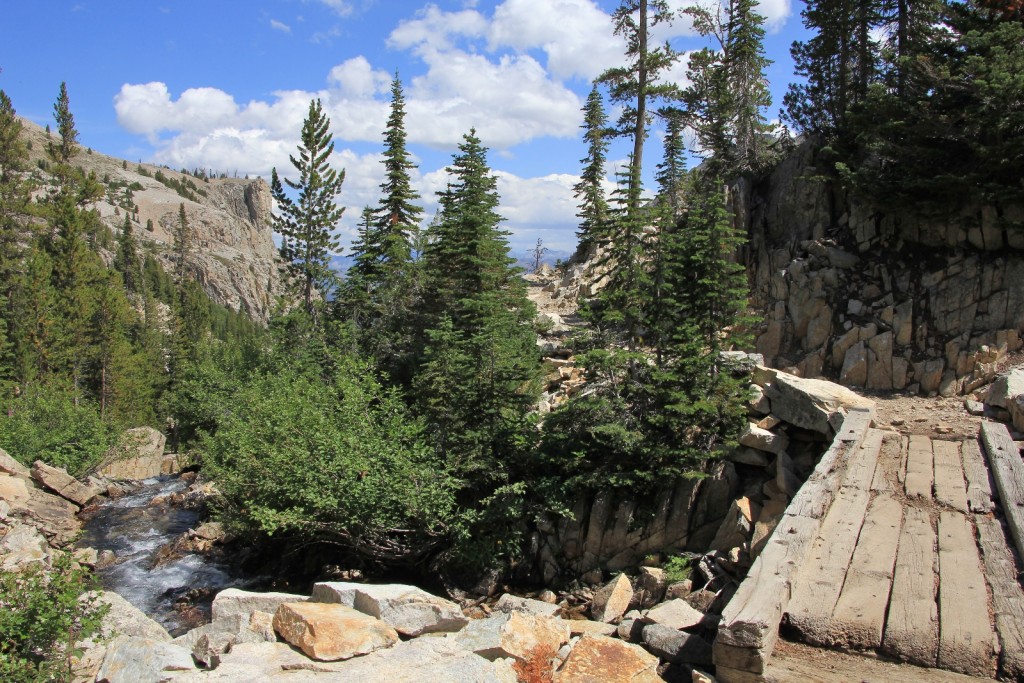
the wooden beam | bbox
[980,421,1024,564]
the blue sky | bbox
[1,0,807,258]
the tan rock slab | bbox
[212,587,306,622]
[495,592,561,618]
[95,635,194,682]
[312,582,468,636]
[554,633,661,683]
[739,422,789,454]
[591,573,633,623]
[0,473,30,503]
[273,601,398,662]
[316,636,518,682]
[0,449,29,478]
[454,610,569,662]
[31,460,100,506]
[645,598,705,630]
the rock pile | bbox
[978,367,1024,436]
[81,575,740,682]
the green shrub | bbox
[202,351,459,565]
[0,555,108,683]
[663,555,693,584]
[0,386,118,476]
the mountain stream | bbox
[79,476,235,636]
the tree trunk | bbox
[631,0,648,205]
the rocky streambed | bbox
[79,475,236,635]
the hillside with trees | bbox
[1,0,1023,646]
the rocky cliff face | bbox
[736,140,1024,396]
[21,120,282,321]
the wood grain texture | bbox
[936,510,997,677]
[882,506,938,667]
[980,421,1024,564]
[976,515,1024,681]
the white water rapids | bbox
[79,476,235,635]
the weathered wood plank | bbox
[830,493,903,649]
[717,514,820,650]
[981,421,1024,564]
[714,407,875,679]
[961,438,994,513]
[786,486,871,644]
[905,435,934,500]
[871,431,901,494]
[846,428,884,489]
[787,430,883,644]
[936,510,997,677]
[882,506,938,667]
[977,515,1024,681]
[933,440,969,513]
[898,435,909,487]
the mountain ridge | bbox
[20,118,283,322]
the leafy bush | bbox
[202,351,459,565]
[0,555,108,683]
[0,386,118,476]
[663,555,693,584]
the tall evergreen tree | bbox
[783,0,881,135]
[641,171,750,469]
[113,213,142,294]
[45,84,103,403]
[271,98,345,316]
[418,129,539,489]
[596,0,682,199]
[340,76,423,385]
[0,90,29,388]
[373,74,421,268]
[573,85,610,256]
[685,0,774,174]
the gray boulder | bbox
[95,636,194,682]
[641,623,713,665]
[311,582,468,636]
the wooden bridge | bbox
[713,410,1024,682]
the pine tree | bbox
[173,203,191,285]
[418,129,539,484]
[685,0,774,174]
[641,171,750,471]
[573,85,610,256]
[45,85,103,403]
[114,213,142,294]
[0,90,29,388]
[373,74,421,268]
[339,76,424,385]
[587,160,650,365]
[783,0,881,135]
[655,109,687,218]
[271,98,345,316]
[596,0,682,199]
